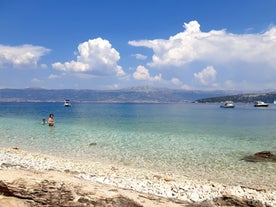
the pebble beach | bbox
[0,148,275,206]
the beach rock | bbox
[0,180,13,196]
[0,195,31,207]
[212,195,270,207]
[0,178,143,207]
[89,142,97,146]
[0,162,275,207]
[241,151,276,162]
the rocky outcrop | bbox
[241,151,276,162]
[0,179,143,207]
[0,171,274,207]
[0,169,191,207]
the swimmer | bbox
[48,113,55,126]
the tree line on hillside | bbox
[195,92,276,103]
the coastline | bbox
[0,148,275,206]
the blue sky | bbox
[0,0,276,90]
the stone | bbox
[0,178,143,207]
[0,180,13,196]
[241,151,276,162]
[254,151,273,158]
[0,196,31,207]
[212,195,270,207]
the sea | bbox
[0,102,275,189]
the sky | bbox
[0,0,276,91]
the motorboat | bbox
[220,101,235,108]
[254,101,268,107]
[64,99,71,107]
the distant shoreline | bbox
[0,99,190,103]
[0,87,253,103]
[0,87,275,103]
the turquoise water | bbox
[0,102,275,187]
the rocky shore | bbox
[0,169,187,207]
[1,169,275,207]
[0,148,275,207]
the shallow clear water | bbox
[0,102,275,188]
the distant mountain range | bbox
[0,87,275,103]
[0,87,238,103]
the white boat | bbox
[64,99,71,107]
[274,100,276,104]
[254,101,268,107]
[220,101,235,108]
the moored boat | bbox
[64,99,71,107]
[220,101,235,108]
[254,101,268,107]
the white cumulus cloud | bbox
[194,66,217,85]
[133,65,162,81]
[128,20,276,68]
[52,37,125,76]
[31,78,42,83]
[133,53,147,60]
[48,74,61,79]
[0,44,50,68]
[171,78,182,85]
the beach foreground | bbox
[0,169,187,207]
[0,148,275,207]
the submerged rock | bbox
[241,151,276,162]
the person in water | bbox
[48,113,55,126]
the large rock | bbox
[241,151,276,162]
[0,179,143,207]
[212,195,270,207]
[0,169,189,207]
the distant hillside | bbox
[0,87,238,103]
[196,92,276,103]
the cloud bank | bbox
[52,38,125,76]
[129,21,276,68]
[2,20,276,90]
[0,44,50,68]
